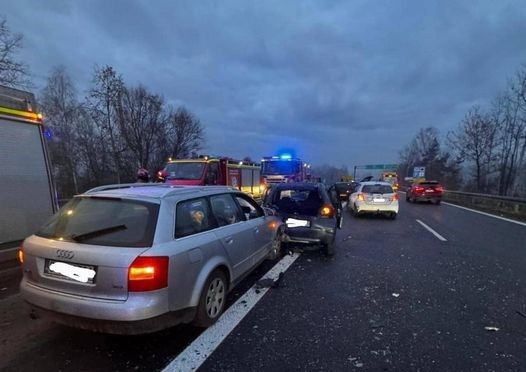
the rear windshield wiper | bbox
[70,224,127,242]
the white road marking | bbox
[162,253,301,372]
[416,219,447,241]
[442,202,526,227]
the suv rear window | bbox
[37,197,159,247]
[335,183,353,193]
[362,185,393,194]
[419,181,439,186]
[273,187,323,216]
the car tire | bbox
[193,269,227,328]
[267,231,283,260]
[322,240,335,257]
[434,199,441,205]
[405,194,410,202]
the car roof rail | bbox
[85,183,171,194]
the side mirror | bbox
[262,207,276,216]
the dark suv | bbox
[262,183,342,256]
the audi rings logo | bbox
[56,249,74,260]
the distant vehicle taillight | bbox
[319,204,335,218]
[414,186,425,193]
[357,193,365,201]
[391,193,399,201]
[128,256,169,292]
[436,186,444,193]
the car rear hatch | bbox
[361,184,397,205]
[418,182,443,196]
[363,193,395,205]
[22,196,160,301]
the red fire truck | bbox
[260,154,311,186]
[157,156,263,199]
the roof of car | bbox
[359,181,392,186]
[81,184,238,201]
[270,182,321,190]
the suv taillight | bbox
[357,193,365,201]
[128,256,169,292]
[415,186,425,193]
[436,186,444,193]
[18,247,24,264]
[319,203,335,218]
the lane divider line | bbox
[162,252,301,372]
[416,219,447,241]
[442,202,526,227]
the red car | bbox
[406,181,444,205]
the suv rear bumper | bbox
[283,223,336,246]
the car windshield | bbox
[36,197,159,247]
[362,185,393,194]
[165,162,206,180]
[261,160,300,175]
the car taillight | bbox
[319,204,335,218]
[391,194,399,201]
[18,247,24,264]
[415,186,425,192]
[436,186,444,193]
[357,193,365,201]
[128,256,169,292]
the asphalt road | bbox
[1,199,525,371]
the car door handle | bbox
[253,227,259,234]
[224,237,234,245]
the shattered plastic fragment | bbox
[392,293,400,298]
[484,326,499,331]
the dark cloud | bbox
[3,0,526,168]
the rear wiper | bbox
[71,225,127,242]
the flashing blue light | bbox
[43,127,53,140]
[280,154,292,160]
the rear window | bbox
[273,187,323,215]
[36,197,159,247]
[362,185,394,194]
[335,183,353,193]
[419,181,439,186]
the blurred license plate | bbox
[373,198,385,202]
[44,260,96,284]
[286,218,310,228]
[425,189,434,192]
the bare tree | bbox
[166,107,204,159]
[40,66,81,195]
[117,85,165,172]
[448,107,496,192]
[86,65,125,183]
[0,18,30,88]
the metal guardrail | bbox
[444,190,526,203]
[443,190,526,220]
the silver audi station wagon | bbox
[19,184,283,334]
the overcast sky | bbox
[4,0,526,169]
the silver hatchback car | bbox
[19,184,283,334]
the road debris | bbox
[392,293,400,298]
[0,287,7,291]
[256,272,284,289]
[516,310,526,319]
[484,326,499,332]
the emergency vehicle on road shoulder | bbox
[157,156,263,199]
